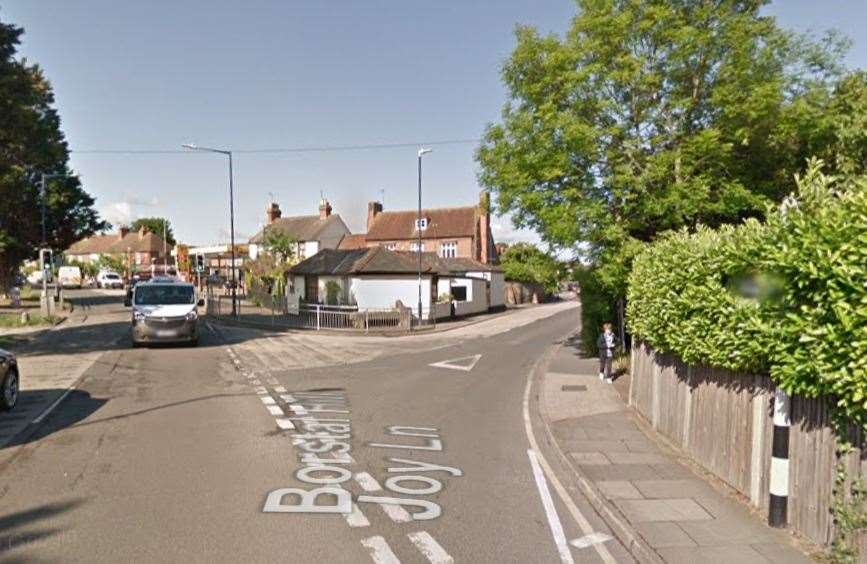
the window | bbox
[451,286,467,301]
[415,218,428,230]
[410,242,425,252]
[440,241,457,258]
[384,243,397,250]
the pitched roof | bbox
[366,206,477,241]
[289,248,440,276]
[439,257,503,273]
[249,214,346,244]
[67,229,168,255]
[337,233,367,250]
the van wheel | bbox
[190,337,199,347]
[1,369,19,411]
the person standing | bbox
[597,322,617,383]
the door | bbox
[305,275,319,303]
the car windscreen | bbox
[134,285,195,306]
[105,274,120,279]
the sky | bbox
[3,0,866,247]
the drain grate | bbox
[561,385,588,392]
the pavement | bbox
[536,334,814,563]
[0,289,128,449]
[0,292,817,563]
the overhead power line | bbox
[70,138,481,155]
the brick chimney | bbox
[266,202,282,225]
[319,199,332,220]
[367,201,383,231]
[138,226,148,240]
[118,226,129,240]
[478,190,492,264]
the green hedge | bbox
[627,161,867,424]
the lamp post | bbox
[182,143,237,316]
[416,148,432,324]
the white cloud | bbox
[101,201,135,227]
[491,215,542,245]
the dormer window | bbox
[415,218,428,230]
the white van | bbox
[58,266,82,289]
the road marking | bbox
[344,503,370,528]
[355,472,381,492]
[260,396,276,406]
[523,358,616,564]
[279,394,296,403]
[254,386,268,395]
[570,532,613,549]
[289,404,308,415]
[353,472,412,522]
[266,405,284,416]
[275,418,295,430]
[274,385,287,393]
[361,536,400,564]
[528,449,574,564]
[428,354,482,372]
[408,531,454,564]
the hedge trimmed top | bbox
[627,161,867,424]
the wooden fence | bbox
[630,343,866,550]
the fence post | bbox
[769,388,791,528]
[316,304,321,331]
[365,310,369,333]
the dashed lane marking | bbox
[353,472,412,523]
[361,536,401,564]
[408,531,454,564]
[266,405,284,416]
[275,418,295,431]
[344,503,371,528]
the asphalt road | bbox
[0,293,633,563]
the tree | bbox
[0,16,106,290]
[477,0,859,299]
[262,227,296,264]
[499,243,562,293]
[131,217,175,246]
[97,254,126,275]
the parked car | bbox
[130,278,204,347]
[97,271,123,289]
[26,269,52,287]
[58,266,82,289]
[0,349,19,411]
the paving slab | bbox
[613,498,714,523]
[634,522,697,548]
[657,545,770,564]
[597,480,644,500]
[580,463,662,481]
[569,451,610,465]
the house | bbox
[248,199,351,261]
[287,247,504,319]
[357,191,497,263]
[66,227,171,269]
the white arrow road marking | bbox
[428,354,482,372]
[408,531,454,563]
[570,532,613,549]
[361,536,401,564]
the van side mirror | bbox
[197,298,205,307]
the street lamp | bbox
[417,148,433,324]
[182,143,237,316]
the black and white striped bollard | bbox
[769,387,791,528]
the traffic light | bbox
[195,254,204,272]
